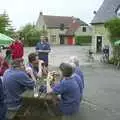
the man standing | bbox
[2,58,35,119]
[36,36,51,67]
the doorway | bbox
[96,36,102,53]
[59,35,64,44]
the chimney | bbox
[93,11,97,15]
[40,12,43,15]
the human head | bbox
[28,53,39,68]
[69,62,76,73]
[40,36,45,42]
[11,58,25,70]
[59,62,73,77]
[69,56,79,66]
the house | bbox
[36,12,91,45]
[91,0,120,56]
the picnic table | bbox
[12,75,61,120]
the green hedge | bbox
[75,36,92,45]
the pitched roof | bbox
[66,19,88,35]
[66,21,80,36]
[43,15,73,28]
[91,0,120,24]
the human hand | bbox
[26,67,33,75]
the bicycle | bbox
[87,50,94,62]
[116,57,120,69]
[100,53,109,63]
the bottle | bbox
[34,81,39,97]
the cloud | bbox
[0,0,104,29]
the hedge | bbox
[75,36,92,45]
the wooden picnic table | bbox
[12,76,61,120]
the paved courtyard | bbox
[24,45,120,120]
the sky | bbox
[0,0,104,30]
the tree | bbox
[105,18,120,63]
[19,24,47,46]
[0,11,15,36]
[105,18,120,44]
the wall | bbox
[47,28,67,45]
[36,14,46,30]
[92,24,113,57]
[75,25,92,36]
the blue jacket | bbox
[0,78,7,120]
[36,42,51,51]
[2,68,35,109]
[75,66,84,89]
[53,76,81,115]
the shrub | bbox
[75,36,92,45]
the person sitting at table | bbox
[2,58,35,120]
[0,60,9,76]
[0,77,7,120]
[0,51,10,76]
[47,62,82,120]
[26,52,47,79]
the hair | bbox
[11,58,24,68]
[69,56,79,66]
[28,53,37,63]
[69,62,76,72]
[59,62,73,77]
[6,49,11,56]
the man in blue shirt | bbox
[0,78,7,120]
[47,62,82,120]
[2,58,35,119]
[36,36,51,67]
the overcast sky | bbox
[0,0,104,30]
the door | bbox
[96,36,102,53]
[59,35,64,44]
[67,37,73,45]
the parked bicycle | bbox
[87,49,94,62]
[115,56,120,69]
[100,45,109,63]
[100,53,109,63]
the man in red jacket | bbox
[9,37,24,60]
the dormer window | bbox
[117,8,120,18]
[82,27,86,32]
[116,5,120,18]
[60,23,64,31]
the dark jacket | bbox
[0,78,7,120]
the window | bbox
[117,8,120,18]
[51,35,56,42]
[60,23,64,31]
[82,27,86,32]
[116,5,120,18]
